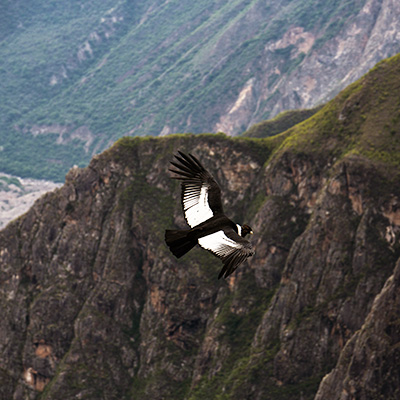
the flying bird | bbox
[165,151,254,279]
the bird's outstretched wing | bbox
[198,228,254,279]
[170,151,224,228]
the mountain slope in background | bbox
[1,53,400,399]
[1,0,400,181]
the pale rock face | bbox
[215,78,257,134]
[0,174,60,229]
[214,0,400,135]
[26,124,95,153]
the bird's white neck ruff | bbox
[236,224,242,237]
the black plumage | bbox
[165,151,254,279]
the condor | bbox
[165,151,254,279]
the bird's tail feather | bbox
[165,229,196,258]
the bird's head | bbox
[241,224,253,238]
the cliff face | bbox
[1,55,400,399]
[315,260,400,400]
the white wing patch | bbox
[183,184,214,228]
[198,230,241,257]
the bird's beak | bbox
[250,231,253,235]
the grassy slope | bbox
[243,106,322,138]
[274,53,400,171]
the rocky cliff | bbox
[1,54,400,399]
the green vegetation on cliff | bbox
[243,106,322,138]
[274,53,400,171]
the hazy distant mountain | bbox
[1,0,400,180]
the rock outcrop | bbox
[1,54,400,399]
[315,260,400,400]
